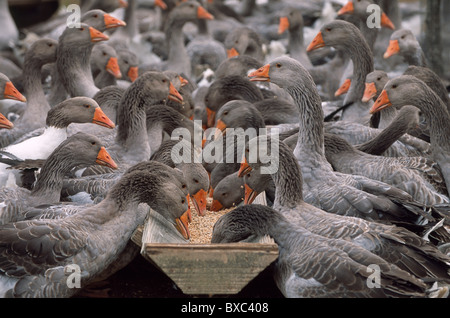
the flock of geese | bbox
[0,0,449,298]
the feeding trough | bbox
[131,193,279,295]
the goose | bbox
[204,75,263,128]
[224,26,265,62]
[323,132,449,205]
[237,135,450,287]
[0,39,57,149]
[0,167,191,298]
[0,132,117,226]
[56,24,110,100]
[0,97,115,187]
[214,55,262,79]
[209,171,245,211]
[116,48,139,83]
[162,70,195,119]
[384,29,428,67]
[86,71,183,172]
[212,204,436,298]
[141,1,214,80]
[371,75,450,196]
[248,56,438,224]
[307,20,375,124]
[91,43,122,89]
[243,167,275,206]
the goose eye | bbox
[194,179,199,183]
[182,184,187,189]
[235,40,239,44]
[392,84,397,89]
[124,60,128,64]
[162,79,166,83]
[48,43,53,47]
[223,111,228,116]
[103,52,107,56]
[93,14,98,18]
[181,199,185,204]
[222,193,227,196]
[80,27,85,31]
[91,141,96,145]
[401,35,406,39]
[276,63,282,68]
[326,27,331,32]
[84,104,90,108]
[377,77,381,81]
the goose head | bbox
[135,71,183,104]
[210,172,244,211]
[307,20,362,52]
[25,38,58,66]
[0,73,26,102]
[82,9,126,31]
[370,75,425,114]
[384,29,420,59]
[91,43,122,79]
[278,7,304,35]
[60,23,109,46]
[46,96,115,129]
[117,48,139,82]
[243,168,272,205]
[363,70,389,102]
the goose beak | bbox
[238,157,252,177]
[210,199,223,212]
[278,17,290,34]
[197,6,214,20]
[362,82,377,102]
[307,31,325,52]
[3,81,26,102]
[206,107,216,128]
[103,13,126,29]
[207,186,214,199]
[227,47,239,58]
[244,183,258,205]
[106,57,122,79]
[381,12,395,30]
[370,90,392,114]
[384,40,400,59]
[96,147,118,169]
[89,27,109,42]
[337,1,353,15]
[179,75,189,87]
[0,113,13,129]
[214,119,226,139]
[176,207,191,240]
[154,0,167,10]
[168,82,183,103]
[248,64,270,82]
[127,66,138,82]
[192,189,207,216]
[93,107,115,128]
[334,78,351,97]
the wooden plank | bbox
[143,243,279,295]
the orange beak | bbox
[244,183,258,205]
[154,0,167,10]
[106,57,122,79]
[214,119,227,139]
[337,1,354,15]
[227,47,239,58]
[192,189,207,216]
[103,13,126,29]
[89,27,109,42]
[278,16,290,34]
[96,147,118,169]
[210,199,224,212]
[207,186,214,199]
[3,81,26,102]
[176,207,191,240]
[168,82,183,104]
[381,12,395,30]
[384,39,400,59]
[179,75,189,87]
[362,82,377,102]
[248,64,270,82]
[238,157,252,177]
[197,6,214,20]
[370,90,391,114]
[93,107,115,128]
[206,107,216,128]
[0,113,13,129]
[307,31,325,52]
[334,78,351,97]
[127,66,138,82]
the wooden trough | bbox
[131,193,279,295]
